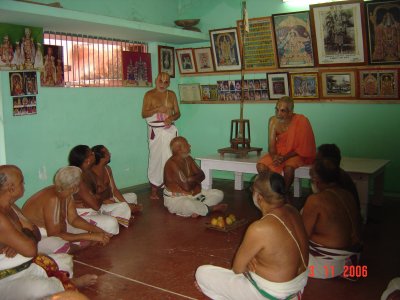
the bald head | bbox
[0,165,24,200]
[54,166,82,192]
[170,136,188,155]
[156,72,171,92]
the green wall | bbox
[1,0,399,208]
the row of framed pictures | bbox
[179,68,399,102]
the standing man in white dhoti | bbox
[142,72,180,200]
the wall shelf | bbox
[181,99,400,104]
[0,0,209,44]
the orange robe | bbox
[258,114,316,173]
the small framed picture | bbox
[209,27,242,71]
[359,69,398,99]
[158,45,175,78]
[320,70,357,98]
[267,72,290,100]
[290,73,319,100]
[176,48,196,74]
[122,51,152,87]
[200,84,218,100]
[193,47,214,73]
[178,83,201,102]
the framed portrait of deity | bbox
[158,45,175,78]
[310,0,367,67]
[176,48,196,74]
[41,45,64,87]
[289,73,319,100]
[272,11,315,68]
[320,69,357,99]
[122,51,152,87]
[210,27,242,71]
[359,69,398,99]
[266,72,290,100]
[365,0,400,65]
[193,47,214,73]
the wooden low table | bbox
[196,153,390,222]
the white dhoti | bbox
[76,208,119,235]
[196,265,308,300]
[37,227,71,255]
[146,115,178,187]
[308,240,361,279]
[163,189,224,217]
[0,254,65,300]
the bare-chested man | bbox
[302,159,362,279]
[257,96,316,192]
[196,172,309,299]
[163,137,226,218]
[142,72,180,200]
[91,145,142,214]
[0,165,97,299]
[22,166,112,255]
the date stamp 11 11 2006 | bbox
[309,265,368,279]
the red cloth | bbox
[258,114,316,173]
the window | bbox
[43,32,147,87]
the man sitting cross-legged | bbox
[22,166,112,255]
[0,165,97,300]
[163,136,226,218]
[196,172,309,300]
[302,159,362,279]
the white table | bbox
[197,154,389,222]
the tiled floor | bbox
[73,180,400,299]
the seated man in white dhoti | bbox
[163,137,226,218]
[69,145,128,231]
[142,72,180,200]
[22,166,112,255]
[91,145,142,214]
[0,165,97,300]
[196,172,309,300]
[302,159,362,279]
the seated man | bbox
[0,165,97,299]
[22,166,112,255]
[302,159,362,279]
[257,96,316,192]
[91,145,142,214]
[317,144,360,210]
[163,136,226,218]
[68,145,125,233]
[196,172,309,299]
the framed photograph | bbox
[267,72,290,100]
[178,83,201,102]
[9,72,25,96]
[290,73,319,99]
[41,45,64,87]
[365,0,400,64]
[237,17,277,70]
[122,51,152,87]
[176,48,196,74]
[193,47,214,73]
[320,70,357,98]
[200,84,218,100]
[158,45,175,77]
[359,69,398,99]
[209,27,242,71]
[272,11,314,68]
[310,0,367,66]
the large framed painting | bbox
[272,11,314,68]
[210,27,242,71]
[365,0,400,65]
[320,69,357,99]
[176,48,196,74]
[290,73,319,100]
[237,17,277,70]
[267,72,290,100]
[359,69,398,99]
[158,45,175,78]
[193,47,214,73]
[122,51,152,87]
[310,1,367,67]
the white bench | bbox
[196,153,389,222]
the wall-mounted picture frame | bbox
[359,69,399,99]
[158,45,175,77]
[176,48,196,74]
[272,11,314,68]
[209,27,242,71]
[365,0,400,65]
[193,47,214,73]
[122,51,152,87]
[310,0,367,67]
[178,83,201,102]
[13,96,37,116]
[290,72,319,99]
[267,72,290,100]
[41,45,64,87]
[320,70,357,98]
[200,84,218,100]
